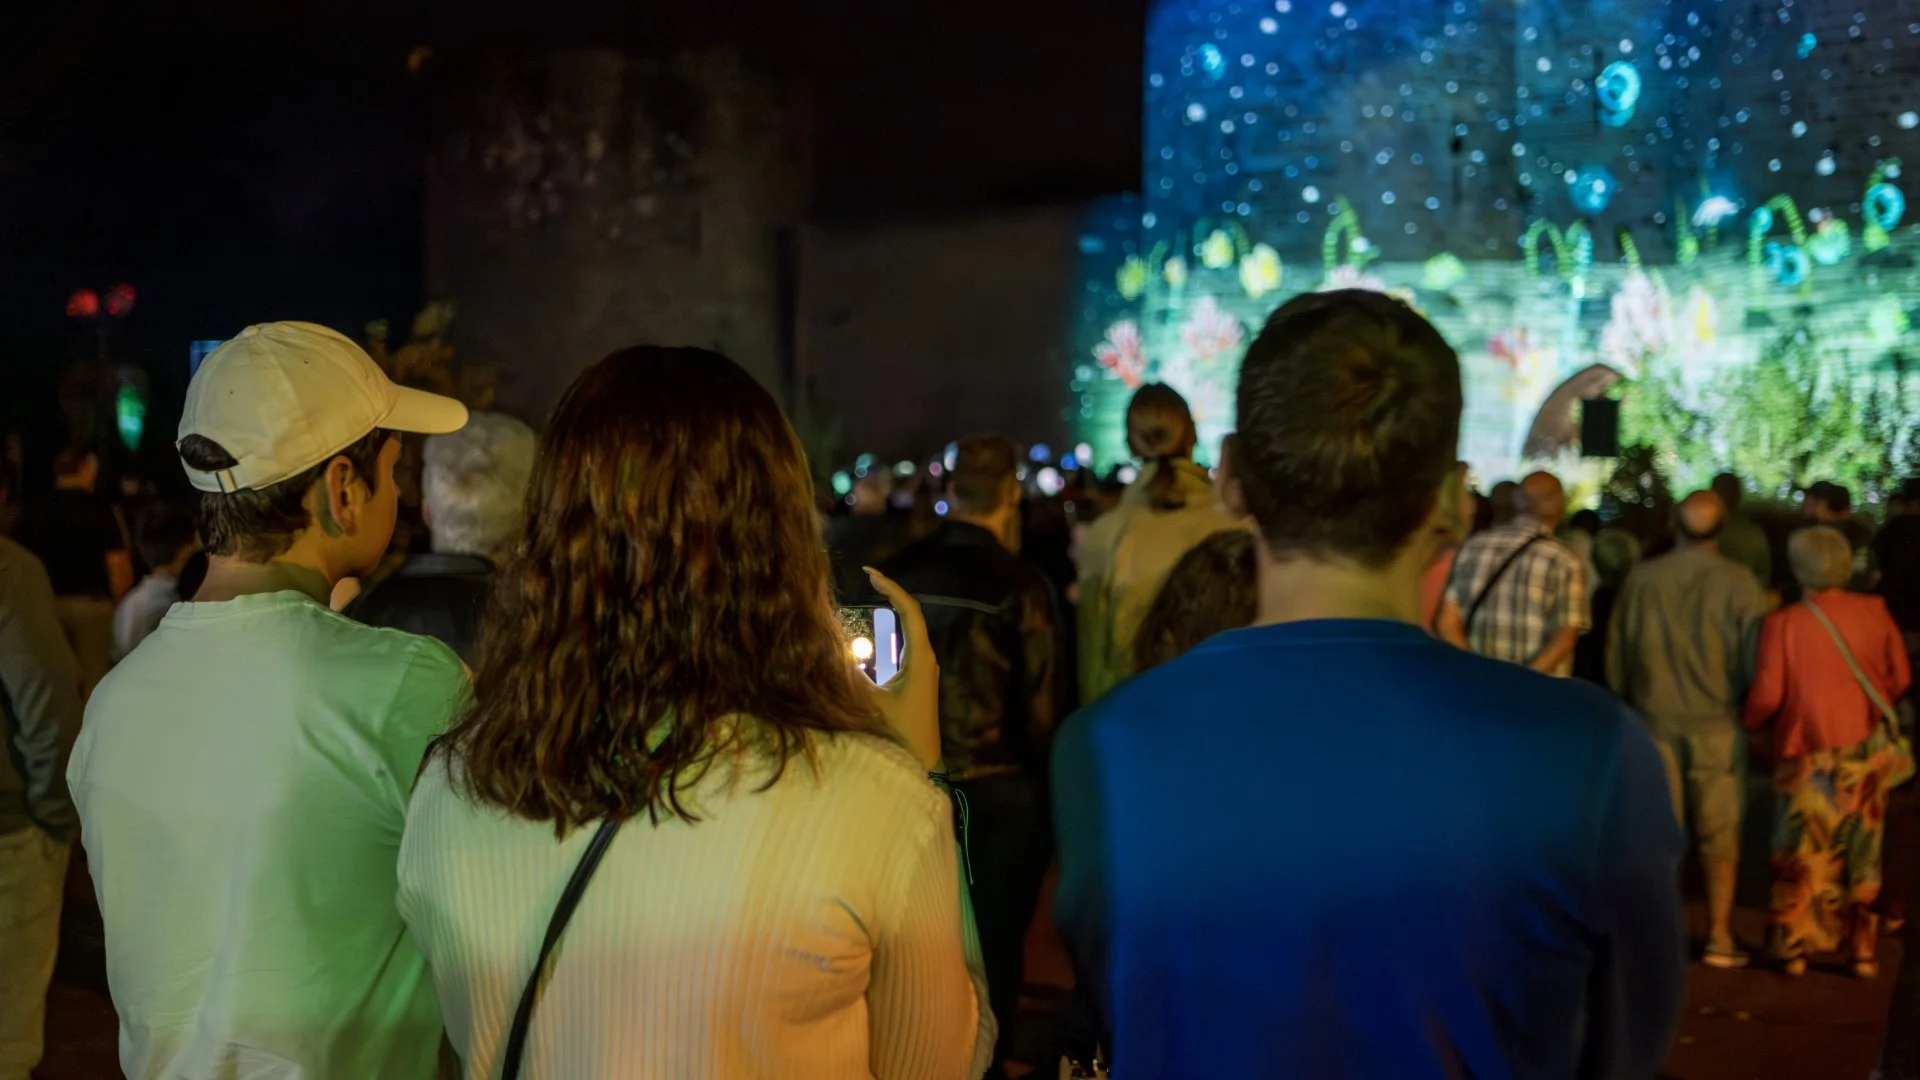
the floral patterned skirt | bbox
[1769,738,1900,961]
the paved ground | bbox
[39,785,1920,1079]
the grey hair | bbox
[1788,525,1852,592]
[422,411,537,559]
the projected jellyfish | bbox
[1569,166,1618,215]
[1595,61,1641,128]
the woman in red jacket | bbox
[1745,525,1913,977]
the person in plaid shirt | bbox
[1438,472,1590,676]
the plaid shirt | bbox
[1446,518,1591,676]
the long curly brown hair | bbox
[434,346,882,832]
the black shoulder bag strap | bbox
[1463,535,1543,633]
[500,817,626,1080]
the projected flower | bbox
[1164,256,1189,289]
[1807,219,1851,266]
[1319,263,1389,294]
[1599,271,1672,376]
[1681,287,1719,348]
[1487,329,1532,371]
[1871,298,1911,344]
[1116,256,1149,301]
[1200,229,1236,270]
[1093,320,1148,388]
[1158,346,1235,450]
[1422,252,1466,291]
[1178,296,1244,367]
[1238,244,1283,299]
[1488,329,1557,405]
[1318,263,1416,305]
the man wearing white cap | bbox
[67,322,469,1079]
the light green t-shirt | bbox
[69,590,468,1079]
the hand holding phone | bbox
[860,567,941,769]
[839,606,902,685]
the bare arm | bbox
[1528,625,1581,675]
[1742,614,1786,729]
[106,549,134,600]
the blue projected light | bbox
[1029,443,1053,463]
[1763,242,1811,287]
[1569,165,1617,214]
[1595,61,1641,126]
[1868,183,1906,231]
[1074,0,1920,489]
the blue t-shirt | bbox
[1051,619,1686,1080]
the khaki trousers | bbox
[0,826,71,1080]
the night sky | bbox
[0,0,1144,455]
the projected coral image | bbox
[1071,0,1920,497]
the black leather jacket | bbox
[348,552,494,664]
[880,522,1072,781]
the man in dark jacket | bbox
[881,435,1071,1080]
[350,412,534,663]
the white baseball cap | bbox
[178,321,470,493]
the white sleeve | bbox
[868,797,995,1080]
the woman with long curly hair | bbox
[397,347,991,1079]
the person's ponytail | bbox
[1145,454,1187,511]
[1126,384,1199,514]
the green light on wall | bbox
[115,383,145,451]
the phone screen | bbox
[838,606,901,684]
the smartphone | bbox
[838,605,902,684]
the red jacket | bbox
[1744,589,1911,758]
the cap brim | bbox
[381,385,470,436]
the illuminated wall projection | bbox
[1071,0,1920,497]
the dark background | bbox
[0,0,1144,478]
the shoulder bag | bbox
[499,817,626,1080]
[1803,598,1916,788]
[1462,535,1543,633]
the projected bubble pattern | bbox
[1070,0,1920,498]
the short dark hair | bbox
[947,436,1020,514]
[134,504,198,569]
[1234,290,1462,566]
[178,429,390,561]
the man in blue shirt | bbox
[1052,290,1687,1079]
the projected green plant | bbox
[1715,328,1865,496]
